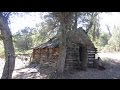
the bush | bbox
[15,49,32,55]
[102,45,116,52]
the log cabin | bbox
[32,27,98,71]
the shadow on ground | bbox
[13,58,120,79]
[13,62,56,79]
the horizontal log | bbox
[88,53,96,54]
[65,62,78,64]
[65,62,79,64]
[66,58,79,60]
[88,51,97,53]
[64,65,74,67]
[88,56,95,58]
[88,57,95,59]
[88,59,95,61]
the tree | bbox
[77,12,100,33]
[99,32,110,46]
[46,12,100,72]
[94,32,110,51]
[51,12,74,74]
[41,12,102,72]
[14,27,33,52]
[73,12,78,30]
[108,26,120,51]
[106,24,112,37]
[77,12,101,70]
[0,12,15,79]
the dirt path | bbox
[0,58,30,78]
[59,52,120,79]
[0,52,120,79]
[0,59,5,78]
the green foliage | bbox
[78,12,100,32]
[88,30,110,51]
[102,44,115,52]
[15,49,32,55]
[13,27,33,52]
[99,26,120,52]
[99,32,110,46]
[106,26,120,52]
[30,22,57,47]
[13,20,57,53]
[87,15,106,51]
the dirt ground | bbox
[0,52,120,79]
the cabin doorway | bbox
[79,46,82,62]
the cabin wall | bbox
[32,47,81,70]
[32,46,97,70]
[33,48,59,65]
[87,48,97,67]
[64,46,81,70]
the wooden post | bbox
[39,48,41,59]
[47,48,49,59]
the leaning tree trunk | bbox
[81,46,88,71]
[0,15,15,79]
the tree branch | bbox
[74,12,77,30]
[86,12,99,34]
[86,18,94,33]
[5,12,11,20]
[106,24,112,37]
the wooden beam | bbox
[39,48,41,59]
[47,48,49,59]
[33,49,35,59]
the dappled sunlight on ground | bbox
[12,58,49,79]
[13,67,48,79]
[0,59,5,78]
[1,52,120,79]
[61,52,120,79]
[12,58,55,79]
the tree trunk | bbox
[74,12,77,30]
[56,14,67,73]
[92,24,96,41]
[106,24,112,37]
[56,12,73,74]
[81,46,88,71]
[0,15,15,79]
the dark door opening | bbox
[79,46,82,62]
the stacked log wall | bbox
[87,48,97,67]
[64,47,80,71]
[32,47,97,70]
[33,48,59,64]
